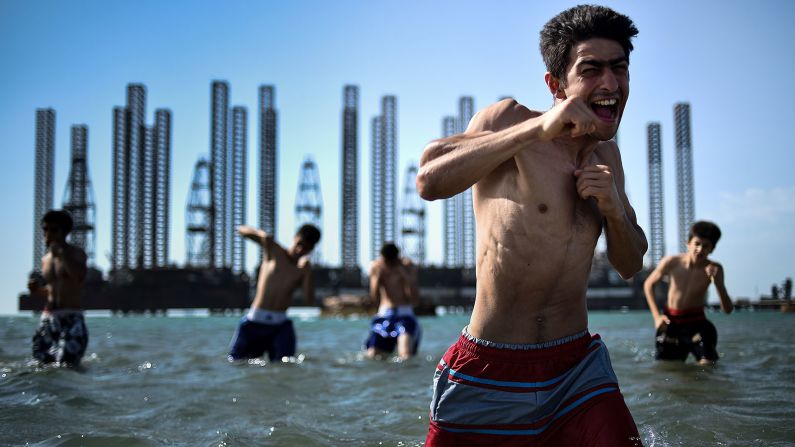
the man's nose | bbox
[599,70,619,91]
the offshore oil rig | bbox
[22,85,692,314]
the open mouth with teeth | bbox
[591,98,618,122]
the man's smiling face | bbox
[560,37,629,140]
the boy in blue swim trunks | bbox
[644,221,733,366]
[416,5,647,445]
[27,210,89,367]
[228,224,321,362]
[365,243,421,360]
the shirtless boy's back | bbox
[365,243,421,359]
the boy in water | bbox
[364,243,421,360]
[644,220,733,365]
[417,5,646,445]
[27,210,89,366]
[228,224,321,362]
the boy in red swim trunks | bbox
[644,220,734,365]
[417,5,647,446]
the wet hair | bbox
[539,5,638,84]
[296,224,321,247]
[689,221,722,247]
[380,242,399,262]
[41,209,73,235]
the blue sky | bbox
[2,0,794,314]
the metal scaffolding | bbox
[186,158,212,267]
[341,85,359,270]
[33,108,55,271]
[62,125,96,264]
[210,80,229,268]
[112,84,170,270]
[647,122,665,266]
[459,97,476,268]
[370,95,397,262]
[441,96,476,268]
[675,103,695,252]
[230,106,247,274]
[111,84,146,269]
[295,156,323,264]
[442,116,462,267]
[400,163,425,265]
[153,110,171,267]
[259,85,278,260]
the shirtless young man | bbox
[27,210,89,366]
[417,6,647,446]
[364,243,421,360]
[644,221,733,366]
[227,224,321,362]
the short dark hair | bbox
[689,221,722,247]
[41,210,73,235]
[540,5,638,83]
[296,224,321,247]
[380,242,399,261]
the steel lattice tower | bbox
[210,81,229,268]
[296,156,323,265]
[153,110,171,267]
[259,86,278,261]
[459,97,476,268]
[231,106,247,274]
[341,85,359,270]
[674,103,695,253]
[62,125,96,264]
[647,122,665,266]
[400,163,425,265]
[33,108,55,271]
[140,110,172,268]
[62,127,92,257]
[440,96,476,267]
[371,95,397,261]
[186,158,212,267]
[112,85,171,270]
[112,84,146,269]
[442,116,462,267]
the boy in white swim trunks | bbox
[228,224,320,361]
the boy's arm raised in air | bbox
[237,225,274,253]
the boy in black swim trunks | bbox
[27,210,89,366]
[643,220,734,365]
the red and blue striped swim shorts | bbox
[425,328,643,446]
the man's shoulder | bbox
[470,98,542,133]
[593,139,620,163]
[66,244,88,263]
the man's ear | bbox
[544,73,567,100]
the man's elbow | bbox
[416,167,442,201]
[617,259,644,280]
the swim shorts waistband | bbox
[665,307,706,323]
[42,308,84,318]
[246,308,288,325]
[459,326,593,360]
[377,305,415,317]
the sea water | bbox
[1,310,794,446]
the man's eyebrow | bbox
[577,57,629,68]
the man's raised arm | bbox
[237,225,272,247]
[416,99,543,200]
